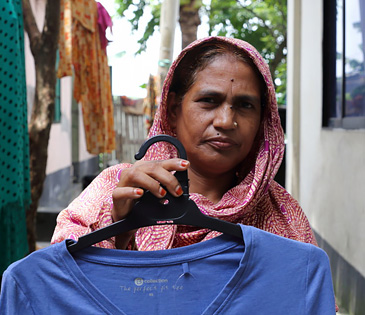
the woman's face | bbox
[169,54,262,178]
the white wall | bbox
[47,78,96,174]
[46,77,73,174]
[287,0,365,278]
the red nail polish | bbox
[181,160,189,167]
[135,189,144,196]
[159,187,167,197]
[175,186,183,196]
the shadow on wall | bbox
[315,232,365,314]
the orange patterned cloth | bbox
[52,36,317,250]
[58,0,115,154]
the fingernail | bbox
[175,185,183,196]
[135,188,144,196]
[181,160,189,167]
[159,187,167,197]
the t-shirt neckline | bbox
[58,224,253,314]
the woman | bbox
[51,36,317,251]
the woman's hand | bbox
[112,158,190,249]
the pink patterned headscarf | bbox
[52,36,316,250]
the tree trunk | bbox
[158,0,179,85]
[23,0,60,252]
[179,0,201,49]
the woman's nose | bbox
[213,103,235,129]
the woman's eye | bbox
[235,102,253,110]
[243,102,253,108]
[199,97,216,104]
[197,97,219,107]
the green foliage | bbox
[114,0,288,105]
[275,61,287,106]
[206,0,287,105]
[180,0,203,10]
[115,0,161,54]
[136,4,161,54]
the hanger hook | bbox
[134,135,189,194]
[134,135,187,160]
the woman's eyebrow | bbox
[233,94,261,104]
[195,90,223,98]
[195,90,260,104]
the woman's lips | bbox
[205,137,237,150]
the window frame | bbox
[323,0,365,129]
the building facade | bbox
[286,1,365,313]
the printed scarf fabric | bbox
[52,37,317,250]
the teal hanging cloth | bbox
[0,0,31,275]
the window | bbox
[323,0,365,129]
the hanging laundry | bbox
[0,0,30,274]
[143,75,160,133]
[97,2,113,53]
[58,0,115,154]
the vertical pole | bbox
[158,0,180,89]
[286,0,301,200]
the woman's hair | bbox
[169,40,267,108]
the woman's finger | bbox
[118,159,190,198]
[112,186,144,221]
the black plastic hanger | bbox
[67,135,243,253]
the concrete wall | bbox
[46,77,96,175]
[46,77,73,174]
[287,1,365,313]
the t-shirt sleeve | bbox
[51,164,131,248]
[0,271,34,314]
[306,245,336,314]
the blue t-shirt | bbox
[0,225,336,314]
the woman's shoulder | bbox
[264,180,300,209]
[255,181,316,244]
